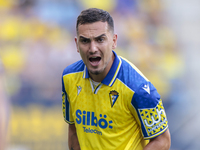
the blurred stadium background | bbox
[0,0,199,150]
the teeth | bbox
[91,57,97,58]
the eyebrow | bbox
[79,34,106,40]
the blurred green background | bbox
[0,0,199,150]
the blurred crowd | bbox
[0,0,185,149]
[0,0,184,106]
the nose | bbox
[89,41,98,53]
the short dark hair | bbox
[76,8,114,34]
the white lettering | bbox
[148,118,167,132]
[144,108,166,127]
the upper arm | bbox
[144,129,171,150]
[62,77,79,149]
[68,124,77,139]
[150,128,171,145]
[62,75,74,124]
[131,81,169,139]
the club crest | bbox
[109,90,119,107]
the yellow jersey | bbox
[62,51,168,150]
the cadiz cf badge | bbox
[109,90,119,107]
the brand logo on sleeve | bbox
[142,83,150,94]
[139,100,168,137]
[144,108,166,127]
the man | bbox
[62,8,171,150]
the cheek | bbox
[79,44,88,53]
[78,45,85,55]
[108,39,114,50]
[79,50,85,58]
[104,49,112,62]
[79,50,88,62]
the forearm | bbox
[68,124,80,150]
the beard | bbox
[91,71,100,75]
[89,69,102,75]
[88,65,106,76]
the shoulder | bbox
[118,57,161,108]
[118,56,148,91]
[62,60,85,77]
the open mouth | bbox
[89,56,101,66]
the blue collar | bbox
[83,51,122,87]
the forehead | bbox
[77,21,110,38]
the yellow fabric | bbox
[63,72,148,150]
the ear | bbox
[112,34,118,49]
[75,37,79,53]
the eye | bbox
[80,39,90,44]
[97,37,104,43]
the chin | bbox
[90,70,101,75]
[89,67,104,75]
[88,66,105,76]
